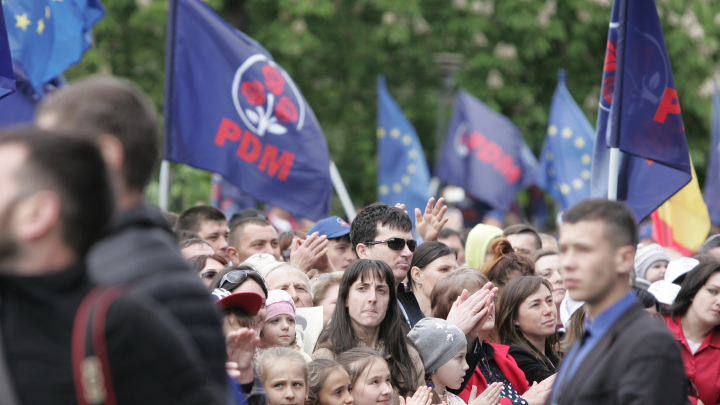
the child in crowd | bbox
[257,347,310,405]
[634,243,670,289]
[337,347,434,405]
[260,290,312,362]
[307,359,355,405]
[211,288,263,335]
[408,318,503,405]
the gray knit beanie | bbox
[407,318,467,374]
[634,243,669,280]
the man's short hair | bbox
[177,205,227,233]
[0,128,114,256]
[503,224,542,250]
[562,199,638,248]
[175,230,201,243]
[36,76,159,192]
[349,203,412,255]
[179,238,212,250]
[229,217,274,246]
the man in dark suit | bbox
[548,199,687,405]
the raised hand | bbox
[226,327,260,384]
[289,231,328,273]
[469,383,503,405]
[415,197,448,242]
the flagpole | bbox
[606,0,628,202]
[329,161,356,222]
[607,147,620,201]
[159,160,170,212]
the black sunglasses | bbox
[219,270,254,288]
[365,238,417,252]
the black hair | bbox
[671,261,720,329]
[562,199,638,248]
[177,205,228,233]
[407,241,456,290]
[503,224,542,250]
[632,286,659,313]
[0,128,114,256]
[210,264,268,298]
[349,203,412,256]
[36,76,159,191]
[438,228,464,243]
[315,259,420,396]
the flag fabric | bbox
[3,0,104,93]
[537,70,595,211]
[0,5,15,100]
[704,82,720,226]
[652,161,710,256]
[164,0,332,221]
[0,63,63,127]
[376,75,430,218]
[436,90,535,211]
[590,0,691,222]
[211,173,258,219]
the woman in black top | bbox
[496,276,561,384]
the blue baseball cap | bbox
[309,216,351,239]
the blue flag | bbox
[376,76,430,218]
[436,90,535,211]
[211,174,258,219]
[537,70,595,210]
[3,0,104,93]
[0,63,64,128]
[164,0,332,221]
[704,83,720,226]
[590,0,691,222]
[0,5,14,100]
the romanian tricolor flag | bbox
[652,159,710,256]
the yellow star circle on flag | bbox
[581,154,591,165]
[573,179,584,189]
[390,128,400,139]
[402,135,412,145]
[37,19,45,34]
[408,149,418,159]
[393,183,402,193]
[581,170,590,180]
[574,137,586,149]
[560,183,571,194]
[548,168,556,178]
[378,185,389,195]
[46,6,51,19]
[545,152,553,161]
[377,128,385,138]
[15,13,31,31]
[548,125,558,136]
[401,175,410,185]
[562,127,573,139]
[407,164,416,174]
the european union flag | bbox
[0,4,15,100]
[537,70,595,210]
[0,63,63,127]
[436,90,535,211]
[164,0,332,221]
[704,82,720,226]
[376,76,430,218]
[3,0,104,93]
[590,0,691,222]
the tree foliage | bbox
[65,0,720,214]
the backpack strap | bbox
[72,286,125,405]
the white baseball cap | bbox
[664,257,699,284]
[648,280,681,305]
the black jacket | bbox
[548,302,687,405]
[507,344,559,384]
[0,263,223,405]
[86,204,227,388]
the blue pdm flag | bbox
[211,174,258,219]
[164,0,332,221]
[376,76,430,219]
[537,70,595,210]
[704,82,720,226]
[3,0,104,93]
[590,0,691,222]
[436,90,535,211]
[0,4,15,100]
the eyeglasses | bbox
[365,238,417,252]
[219,270,253,288]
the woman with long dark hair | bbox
[665,261,720,405]
[398,241,457,328]
[496,276,560,384]
[313,259,423,405]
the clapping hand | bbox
[398,386,433,405]
[469,383,503,405]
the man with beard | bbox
[0,129,222,405]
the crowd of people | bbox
[0,74,719,405]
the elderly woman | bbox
[313,259,424,405]
[311,271,344,325]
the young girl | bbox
[260,290,312,362]
[408,318,503,405]
[337,347,433,405]
[307,359,354,405]
[257,347,309,405]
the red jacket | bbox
[458,342,529,405]
[665,314,720,405]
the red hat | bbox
[211,288,262,315]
